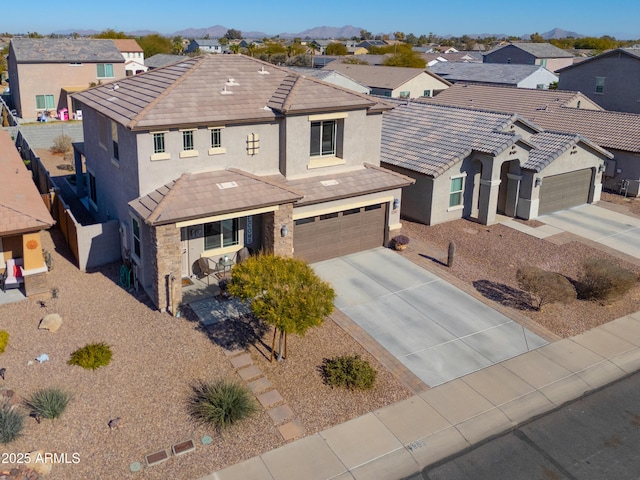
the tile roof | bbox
[267,164,414,206]
[486,42,574,58]
[145,54,185,69]
[324,63,450,89]
[428,63,557,85]
[423,84,640,153]
[129,169,303,226]
[381,101,522,176]
[380,100,611,177]
[111,39,143,53]
[10,38,125,63]
[72,55,381,130]
[0,131,55,235]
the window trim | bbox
[447,174,466,211]
[203,218,240,251]
[208,126,226,155]
[595,77,605,94]
[151,131,170,161]
[180,129,198,158]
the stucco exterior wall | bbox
[516,69,559,89]
[391,73,450,98]
[558,53,640,114]
[485,46,536,65]
[602,148,640,196]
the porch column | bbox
[504,173,522,217]
[262,203,294,258]
[477,178,501,225]
[150,224,182,314]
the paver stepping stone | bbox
[230,353,253,369]
[257,389,284,408]
[277,420,305,441]
[248,377,273,394]
[237,365,262,381]
[145,449,170,467]
[223,347,246,357]
[172,439,195,456]
[267,404,294,423]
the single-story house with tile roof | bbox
[185,39,226,54]
[380,100,612,225]
[428,63,559,89]
[557,47,640,114]
[420,83,640,196]
[0,130,55,296]
[484,42,574,72]
[324,63,451,98]
[71,54,413,312]
[7,38,126,120]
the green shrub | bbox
[68,342,112,370]
[322,354,377,390]
[188,380,257,430]
[0,404,24,444]
[24,388,72,420]
[50,134,73,154]
[516,266,577,311]
[578,258,637,303]
[0,330,8,354]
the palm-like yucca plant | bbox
[24,388,72,420]
[0,401,24,444]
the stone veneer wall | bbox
[150,224,182,314]
[262,204,294,258]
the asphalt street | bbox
[412,371,640,480]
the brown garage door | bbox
[293,204,386,263]
[538,169,592,216]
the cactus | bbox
[447,241,456,267]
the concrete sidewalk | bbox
[201,311,640,480]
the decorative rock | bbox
[108,417,123,429]
[39,314,62,333]
[27,360,34,366]
[29,450,53,475]
[35,354,49,364]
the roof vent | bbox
[220,85,233,95]
[216,181,238,190]
[226,78,240,86]
[320,179,339,186]
[258,66,270,75]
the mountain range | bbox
[53,25,588,40]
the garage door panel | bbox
[294,203,386,263]
[539,169,592,215]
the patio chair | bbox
[196,257,220,285]
[2,258,24,291]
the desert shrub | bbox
[68,342,112,370]
[188,380,257,430]
[50,134,73,154]
[516,266,576,311]
[578,258,637,303]
[321,354,377,390]
[0,403,24,444]
[0,330,8,354]
[24,388,72,420]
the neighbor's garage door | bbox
[538,169,592,215]
[293,204,386,263]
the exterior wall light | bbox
[535,177,542,187]
[393,198,400,210]
[281,224,288,237]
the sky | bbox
[4,0,640,39]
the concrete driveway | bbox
[313,248,547,387]
[538,204,640,260]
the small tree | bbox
[516,266,576,310]
[326,43,348,56]
[227,254,335,362]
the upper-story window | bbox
[310,120,337,157]
[595,77,606,94]
[182,130,194,151]
[211,128,222,148]
[97,63,114,78]
[35,94,54,110]
[153,133,165,154]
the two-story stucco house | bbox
[557,47,640,114]
[483,42,574,72]
[7,38,126,120]
[71,55,413,313]
[112,39,148,76]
